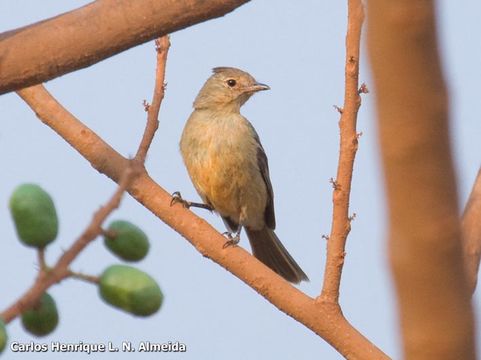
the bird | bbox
[175,67,308,284]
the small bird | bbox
[177,67,308,283]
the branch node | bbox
[329,178,341,191]
[101,228,116,239]
[333,105,344,114]
[358,83,369,94]
[155,35,170,53]
[143,100,150,112]
[349,213,357,222]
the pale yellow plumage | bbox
[181,110,267,230]
[179,67,308,283]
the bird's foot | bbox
[170,191,190,208]
[222,231,240,248]
[170,191,214,211]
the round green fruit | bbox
[9,184,58,248]
[104,220,149,262]
[99,265,163,317]
[0,320,7,353]
[21,293,59,337]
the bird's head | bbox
[193,67,270,111]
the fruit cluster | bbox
[1,184,164,353]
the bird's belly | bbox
[188,146,267,229]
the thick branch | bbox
[320,0,364,303]
[0,0,248,95]
[462,168,481,294]
[368,2,475,359]
[17,84,389,359]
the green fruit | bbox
[99,265,163,317]
[21,293,59,337]
[104,220,149,262]
[0,320,7,353]
[9,184,58,248]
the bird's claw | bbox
[222,232,240,248]
[170,191,190,208]
[171,191,214,211]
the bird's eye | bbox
[227,79,237,87]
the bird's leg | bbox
[222,227,242,248]
[223,211,248,248]
[170,191,213,211]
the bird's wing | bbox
[257,144,276,229]
[248,123,276,230]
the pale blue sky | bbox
[1,1,480,359]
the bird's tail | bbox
[246,227,309,284]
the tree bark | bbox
[367,2,476,359]
[462,168,481,294]
[0,0,249,95]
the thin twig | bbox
[37,248,47,271]
[68,270,100,284]
[101,228,117,239]
[0,165,136,324]
[135,36,170,164]
[319,0,365,303]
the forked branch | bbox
[1,37,171,326]
[1,165,136,323]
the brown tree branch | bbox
[16,84,389,359]
[0,0,249,95]
[1,166,136,323]
[368,1,476,359]
[319,0,364,304]
[462,167,481,294]
[135,36,170,164]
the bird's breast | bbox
[180,111,267,228]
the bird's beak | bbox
[243,82,270,93]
